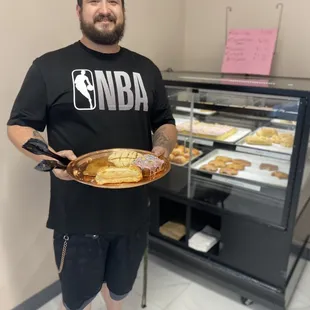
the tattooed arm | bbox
[152,124,177,158]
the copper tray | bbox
[66,148,171,189]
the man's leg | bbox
[100,284,123,310]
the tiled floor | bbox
[38,255,310,310]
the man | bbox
[7,0,177,309]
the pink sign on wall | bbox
[221,29,278,76]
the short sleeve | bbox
[150,67,175,133]
[7,62,47,132]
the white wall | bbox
[0,0,184,308]
[181,0,310,78]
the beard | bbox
[80,12,125,45]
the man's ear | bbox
[76,4,81,18]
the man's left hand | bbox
[152,146,169,158]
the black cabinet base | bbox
[149,235,308,310]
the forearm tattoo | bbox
[153,127,173,152]
[33,130,46,143]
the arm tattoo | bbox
[153,127,172,152]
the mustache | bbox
[94,14,116,23]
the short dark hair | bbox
[77,0,124,7]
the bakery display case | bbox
[148,72,310,310]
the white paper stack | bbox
[189,226,219,253]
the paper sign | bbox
[221,29,278,75]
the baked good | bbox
[226,163,245,171]
[132,154,165,177]
[192,149,200,156]
[172,149,182,156]
[260,163,278,171]
[245,136,272,146]
[219,168,238,176]
[201,164,218,173]
[169,154,175,161]
[215,156,232,163]
[272,171,288,180]
[257,127,278,137]
[177,121,237,141]
[95,166,143,185]
[83,158,110,176]
[279,134,294,148]
[108,150,142,167]
[173,156,187,165]
[232,159,251,167]
[208,160,226,168]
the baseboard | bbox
[12,281,61,310]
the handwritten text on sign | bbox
[221,29,278,75]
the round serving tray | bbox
[66,148,171,189]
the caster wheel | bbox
[241,296,254,306]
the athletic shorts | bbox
[53,224,148,310]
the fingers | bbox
[53,169,74,181]
[57,150,77,161]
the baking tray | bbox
[191,149,290,188]
[175,106,217,116]
[66,149,171,189]
[236,127,295,155]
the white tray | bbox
[175,106,216,116]
[173,114,197,126]
[236,127,295,156]
[271,119,296,126]
[191,149,290,189]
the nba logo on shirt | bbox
[72,69,97,110]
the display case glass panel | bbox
[163,73,307,228]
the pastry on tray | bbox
[201,164,218,173]
[232,159,251,167]
[83,158,110,176]
[226,163,245,171]
[260,163,279,171]
[215,156,232,163]
[95,166,143,185]
[257,127,278,137]
[132,154,165,177]
[245,136,272,146]
[208,160,226,168]
[176,121,237,141]
[271,171,288,180]
[219,167,238,176]
[169,144,201,165]
[108,150,142,167]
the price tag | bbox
[212,175,261,192]
[236,146,291,161]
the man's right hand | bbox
[52,150,77,181]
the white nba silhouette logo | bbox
[72,69,97,110]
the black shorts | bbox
[53,224,148,310]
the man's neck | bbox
[80,36,120,54]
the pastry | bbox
[83,158,110,176]
[173,156,187,165]
[245,136,272,146]
[226,163,245,171]
[215,156,232,163]
[177,145,185,152]
[95,166,143,185]
[260,163,278,171]
[132,154,165,177]
[177,121,237,141]
[208,160,226,168]
[108,150,142,167]
[232,159,251,167]
[219,167,238,176]
[201,164,218,173]
[172,149,182,156]
[257,127,278,137]
[272,171,288,180]
[169,154,175,161]
[192,149,200,156]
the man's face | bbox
[78,0,125,45]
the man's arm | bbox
[152,124,177,158]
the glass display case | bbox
[148,71,310,310]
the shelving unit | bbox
[149,72,310,310]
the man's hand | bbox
[52,150,77,181]
[152,146,169,158]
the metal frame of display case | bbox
[148,72,310,310]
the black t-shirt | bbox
[7,41,175,234]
